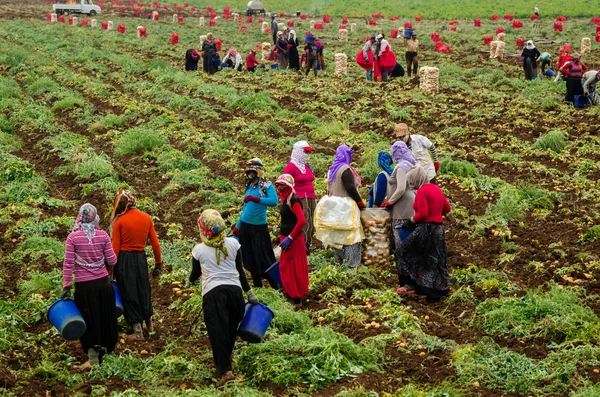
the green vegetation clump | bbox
[535,130,566,152]
[114,128,169,156]
[440,158,480,178]
[25,77,58,96]
[580,225,600,243]
[228,92,280,113]
[8,237,65,266]
[51,96,85,111]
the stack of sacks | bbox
[494,41,505,59]
[496,32,505,41]
[261,21,268,32]
[334,53,348,75]
[581,37,591,54]
[50,13,57,22]
[350,23,356,32]
[199,34,206,47]
[172,14,177,22]
[152,11,158,20]
[107,21,113,30]
[137,26,147,37]
[199,16,204,26]
[419,66,439,95]
[489,41,499,58]
[339,29,348,41]
[72,16,78,25]
[91,18,97,27]
[310,20,315,29]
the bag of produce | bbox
[360,209,390,266]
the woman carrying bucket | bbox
[189,209,259,387]
[110,190,162,340]
[61,203,118,369]
[274,174,309,304]
[395,167,451,302]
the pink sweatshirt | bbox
[62,229,117,287]
[283,162,316,199]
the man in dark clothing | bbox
[271,15,278,45]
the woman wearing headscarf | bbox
[283,140,316,253]
[582,70,600,105]
[185,49,200,71]
[61,203,118,369]
[189,209,259,387]
[232,158,279,288]
[288,30,300,71]
[276,31,289,69]
[222,48,243,71]
[380,142,417,250]
[110,190,162,340]
[274,174,309,304]
[560,53,589,103]
[395,167,451,302]
[202,33,218,74]
[327,145,365,268]
[367,152,393,208]
[521,40,541,80]
[261,42,275,67]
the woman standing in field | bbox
[380,142,417,251]
[288,30,300,71]
[61,203,118,369]
[110,190,163,340]
[395,167,451,302]
[283,140,316,253]
[326,145,365,268]
[367,152,394,208]
[232,158,279,288]
[185,49,200,71]
[202,33,218,75]
[189,209,259,387]
[274,174,309,304]
[560,53,588,103]
[521,40,541,80]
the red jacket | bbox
[412,184,451,223]
[246,53,259,69]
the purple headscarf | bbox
[391,141,416,172]
[328,145,361,186]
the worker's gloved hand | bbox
[279,236,293,251]
[357,201,366,210]
[244,195,261,203]
[247,290,259,305]
[401,219,414,229]
[60,286,71,300]
[380,201,391,208]
[434,162,440,172]
[152,265,163,277]
[232,226,240,236]
[364,55,369,63]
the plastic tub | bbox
[47,299,86,340]
[574,95,590,107]
[265,260,282,286]
[545,68,555,77]
[403,28,413,38]
[271,63,279,69]
[238,303,274,343]
[112,281,123,318]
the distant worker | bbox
[554,44,572,82]
[538,52,552,76]
[375,34,391,81]
[534,4,540,17]
[521,40,541,80]
[582,70,600,105]
[276,31,289,69]
[246,47,263,72]
[404,32,419,78]
[271,15,278,45]
[185,49,200,71]
[288,30,300,71]
[560,53,588,103]
[359,35,377,81]
[223,48,243,71]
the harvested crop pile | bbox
[334,53,347,75]
[419,66,439,95]
[339,28,347,41]
[581,37,591,54]
[350,23,356,32]
[360,209,391,266]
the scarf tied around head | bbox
[198,209,228,265]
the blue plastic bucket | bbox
[545,68,555,77]
[265,260,282,286]
[47,299,86,340]
[403,28,413,38]
[396,224,416,241]
[270,63,279,69]
[112,281,123,318]
[238,303,275,343]
[574,95,590,107]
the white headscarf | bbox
[290,140,311,174]
[288,29,296,41]
[526,40,535,50]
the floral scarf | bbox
[74,203,100,243]
[198,209,228,265]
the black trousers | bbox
[305,59,318,76]
[114,251,153,325]
[239,222,278,289]
[203,285,245,375]
[405,51,418,76]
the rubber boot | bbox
[145,317,154,332]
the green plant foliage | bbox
[535,130,566,152]
[17,269,61,299]
[51,96,85,111]
[25,77,58,96]
[8,237,65,266]
[440,158,480,178]
[114,128,169,156]
[580,225,600,243]
[227,92,280,113]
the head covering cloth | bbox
[377,152,394,175]
[290,140,313,174]
[526,40,535,49]
[275,173,296,206]
[74,203,100,243]
[328,145,361,186]
[109,189,136,234]
[391,141,417,172]
[197,209,228,265]
[407,166,430,190]
[228,48,239,57]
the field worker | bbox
[222,48,243,71]
[368,152,394,208]
[361,36,377,81]
[554,44,572,81]
[202,33,218,74]
[304,35,318,77]
[582,70,600,105]
[538,52,552,76]
[283,141,317,253]
[246,47,263,72]
[189,209,259,388]
[185,49,200,71]
[61,203,118,369]
[376,34,391,81]
[274,174,309,304]
[271,14,278,44]
[404,32,419,78]
[560,53,588,103]
[232,158,279,288]
[534,4,540,16]
[395,166,451,303]
[276,31,289,69]
[521,40,541,80]
[327,145,365,268]
[315,37,326,71]
[380,142,417,251]
[110,190,162,340]
[261,42,275,66]
[288,30,300,71]
[394,123,440,184]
